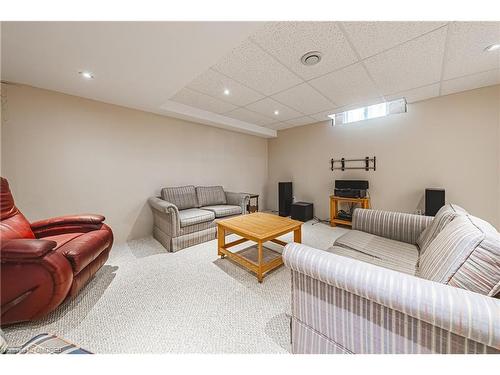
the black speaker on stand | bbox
[425,188,445,216]
[278,182,293,217]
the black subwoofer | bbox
[278,182,293,217]
[425,188,445,216]
[291,202,313,222]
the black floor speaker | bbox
[425,188,445,216]
[278,182,293,217]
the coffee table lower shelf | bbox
[218,238,287,281]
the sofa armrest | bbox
[352,208,433,244]
[1,240,73,324]
[283,243,500,350]
[148,197,180,237]
[1,239,57,261]
[31,214,105,229]
[225,192,251,214]
[31,214,105,238]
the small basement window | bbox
[328,98,407,125]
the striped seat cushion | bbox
[161,185,198,210]
[332,230,419,275]
[418,215,488,287]
[201,205,242,218]
[178,208,215,227]
[416,203,467,254]
[196,186,226,207]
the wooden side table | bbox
[330,195,370,227]
[246,194,259,213]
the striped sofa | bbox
[149,185,250,251]
[283,205,500,354]
[0,329,90,354]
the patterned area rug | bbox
[3,221,346,353]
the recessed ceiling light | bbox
[223,88,230,95]
[274,110,280,115]
[79,71,94,79]
[484,43,500,52]
[300,51,322,66]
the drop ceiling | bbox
[170,21,500,132]
[2,21,499,138]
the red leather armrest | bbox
[1,240,73,325]
[31,214,105,230]
[31,214,105,238]
[1,239,57,261]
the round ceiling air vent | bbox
[300,51,322,66]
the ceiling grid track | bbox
[248,36,340,109]
[438,23,453,96]
[209,58,315,127]
[337,22,389,102]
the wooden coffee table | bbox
[217,212,303,283]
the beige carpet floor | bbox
[3,221,347,353]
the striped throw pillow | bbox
[416,204,467,254]
[196,186,227,207]
[161,185,199,210]
[419,215,484,284]
[448,216,500,296]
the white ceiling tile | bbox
[186,69,264,106]
[251,22,358,80]
[364,27,447,94]
[309,63,382,106]
[443,22,500,80]
[342,21,447,59]
[441,69,500,96]
[212,39,302,96]
[286,116,317,126]
[267,122,290,130]
[269,116,317,130]
[245,97,303,121]
[385,83,440,103]
[309,97,388,122]
[224,107,275,126]
[271,83,334,115]
[310,109,337,122]
[332,98,387,113]
[171,88,237,114]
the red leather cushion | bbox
[43,232,83,250]
[44,228,113,274]
[0,177,35,240]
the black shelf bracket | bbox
[331,156,376,171]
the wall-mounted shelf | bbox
[331,156,376,171]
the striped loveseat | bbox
[149,185,250,251]
[283,204,500,354]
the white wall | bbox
[267,85,500,229]
[2,83,499,244]
[1,84,268,243]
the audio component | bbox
[334,180,369,198]
[291,202,313,222]
[278,182,293,217]
[425,188,445,216]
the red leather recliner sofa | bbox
[0,177,113,325]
